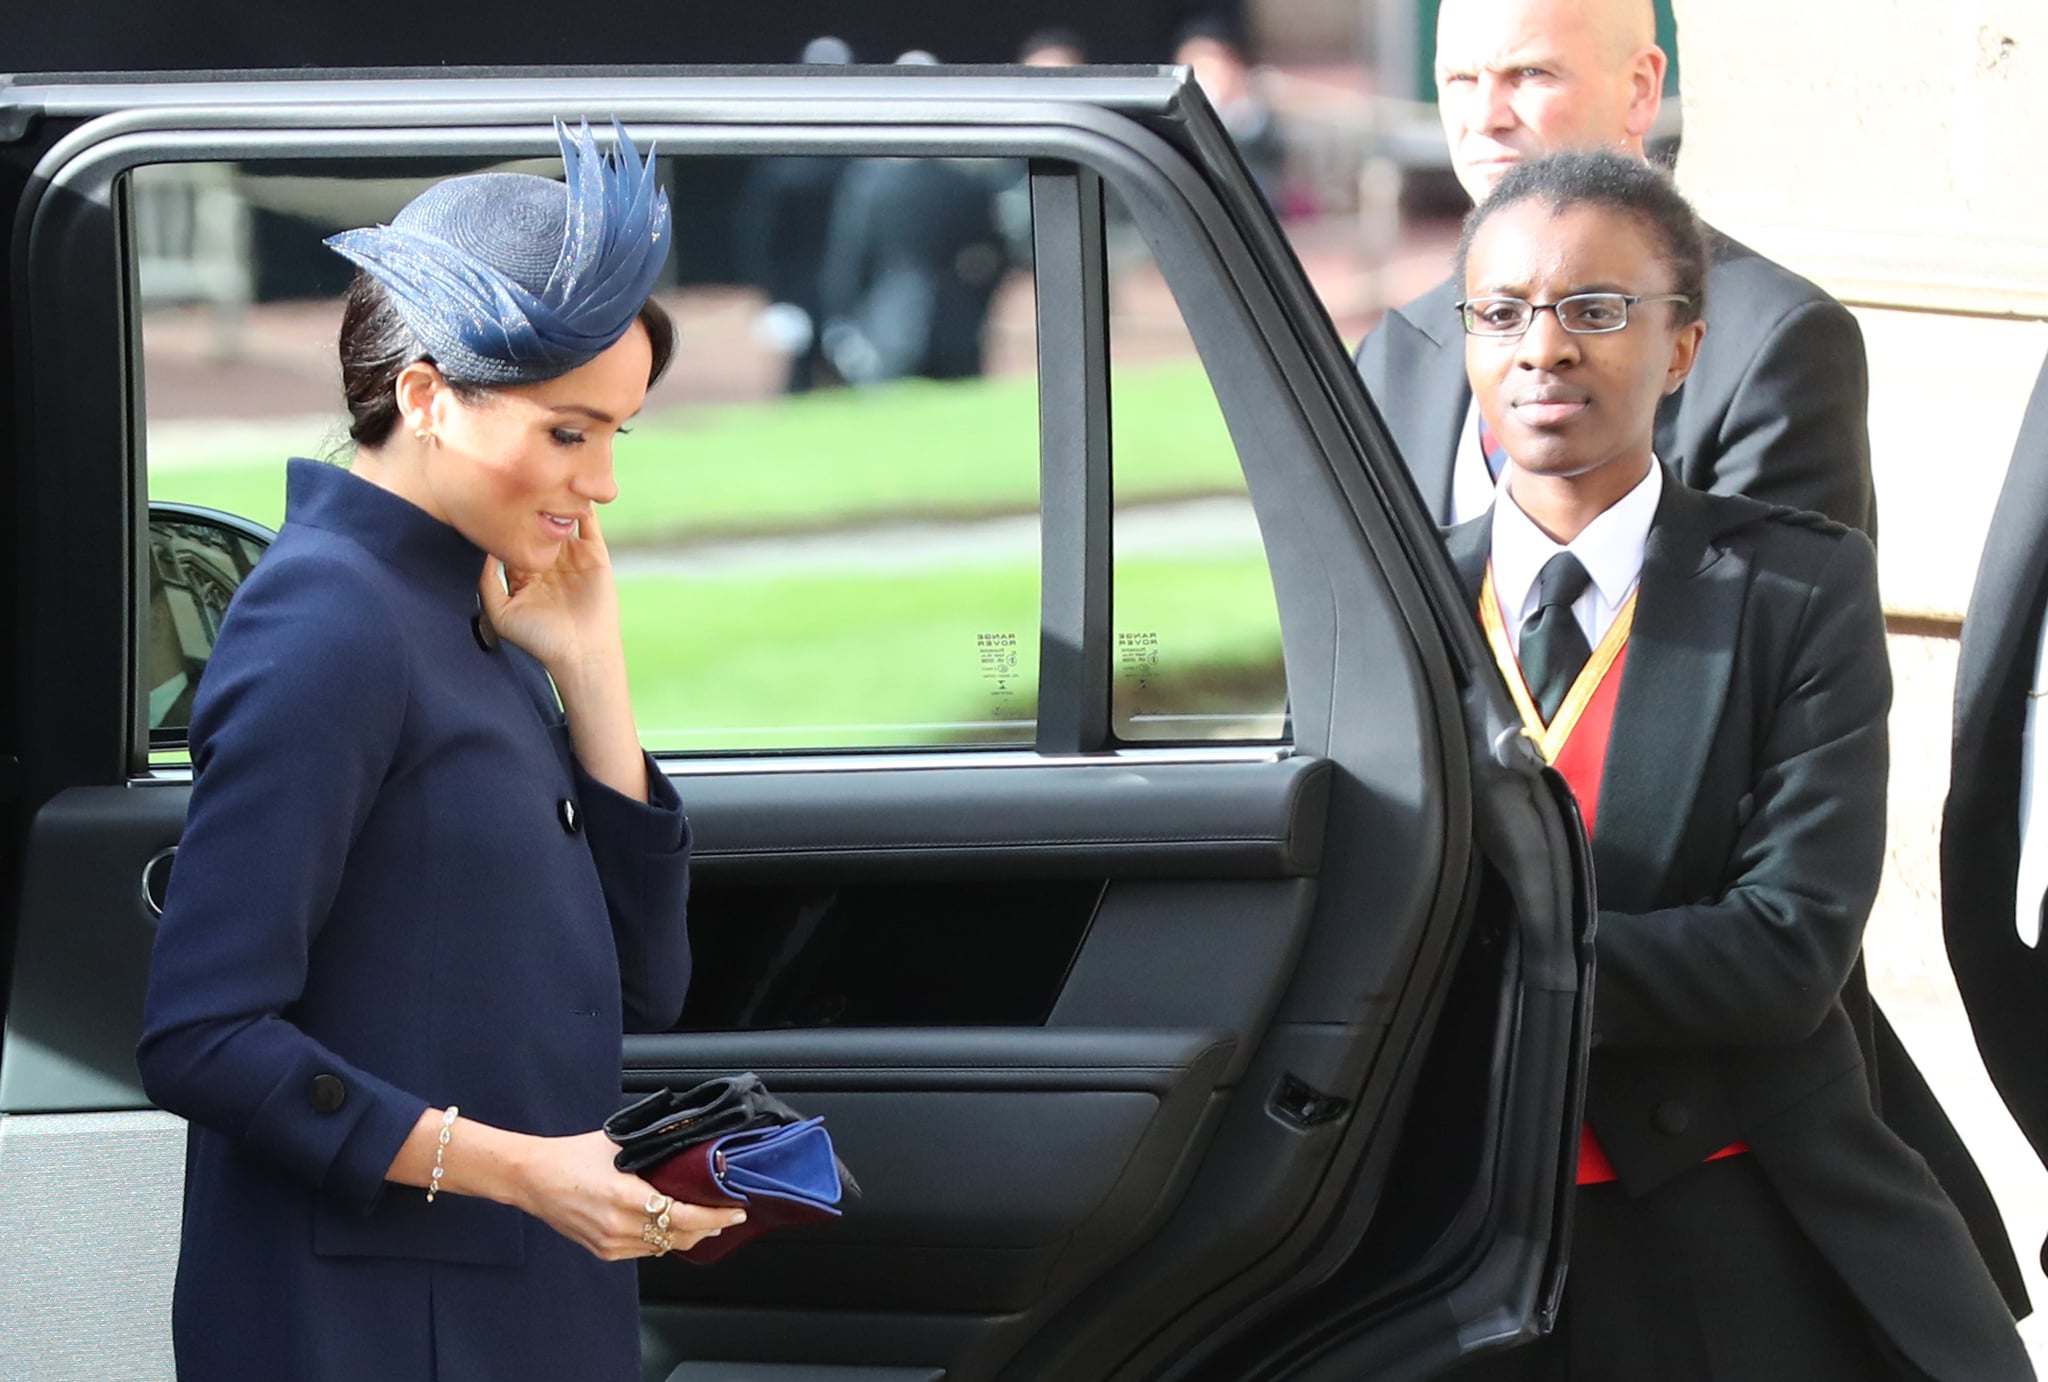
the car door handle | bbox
[141,847,177,919]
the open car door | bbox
[0,69,1594,1382]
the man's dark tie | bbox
[1478,416,1511,479]
[1520,553,1594,722]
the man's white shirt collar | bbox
[1488,459,1662,655]
[1450,400,1498,527]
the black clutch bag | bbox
[605,1073,858,1264]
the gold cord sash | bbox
[1479,563,1636,763]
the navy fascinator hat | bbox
[326,119,671,386]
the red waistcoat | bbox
[1481,567,1746,1186]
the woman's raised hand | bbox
[477,506,624,679]
[476,505,653,801]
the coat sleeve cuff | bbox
[574,753,688,856]
[243,1052,430,1214]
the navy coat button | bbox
[471,612,500,652]
[558,798,581,834]
[1653,1100,1690,1136]
[308,1073,347,1114]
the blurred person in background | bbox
[1019,26,1087,67]
[1173,17,1284,205]
[735,36,856,394]
[1356,0,1874,539]
[994,29,1091,269]
[819,52,1008,386]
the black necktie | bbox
[1520,553,1593,722]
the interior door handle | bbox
[141,847,177,919]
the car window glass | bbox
[1104,187,1288,743]
[133,153,1041,757]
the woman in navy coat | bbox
[137,121,735,1381]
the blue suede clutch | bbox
[610,1076,856,1264]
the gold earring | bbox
[415,427,435,445]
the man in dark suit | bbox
[1443,149,2026,1380]
[1357,0,1875,538]
[1943,350,2048,1262]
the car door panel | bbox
[663,1368,942,1382]
[0,1109,185,1382]
[628,1037,1229,1310]
[0,784,189,1111]
[681,755,1329,880]
[2,755,1313,1379]
[3,757,1323,1106]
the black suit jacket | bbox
[1447,485,2027,1380]
[1945,350,2048,1230]
[1360,228,1877,538]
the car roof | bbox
[0,65,1196,121]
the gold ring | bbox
[644,1192,672,1216]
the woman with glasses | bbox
[1437,149,2028,1381]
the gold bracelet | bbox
[425,1105,460,1204]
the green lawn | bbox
[149,360,1245,544]
[623,550,1284,752]
[149,360,1288,761]
[153,547,1285,763]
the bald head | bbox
[1589,0,1657,54]
[1434,0,1666,203]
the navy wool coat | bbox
[138,459,692,1382]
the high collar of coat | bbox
[282,457,490,603]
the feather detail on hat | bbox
[325,118,671,385]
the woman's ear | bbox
[1664,318,1707,395]
[393,360,447,439]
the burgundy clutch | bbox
[606,1076,855,1265]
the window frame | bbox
[22,100,1328,780]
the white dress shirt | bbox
[1489,459,1663,657]
[1450,399,1500,527]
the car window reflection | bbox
[148,514,268,742]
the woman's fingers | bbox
[656,1200,747,1232]
[476,556,509,618]
[520,1132,748,1262]
[620,1182,745,1260]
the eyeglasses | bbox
[1455,292,1693,338]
